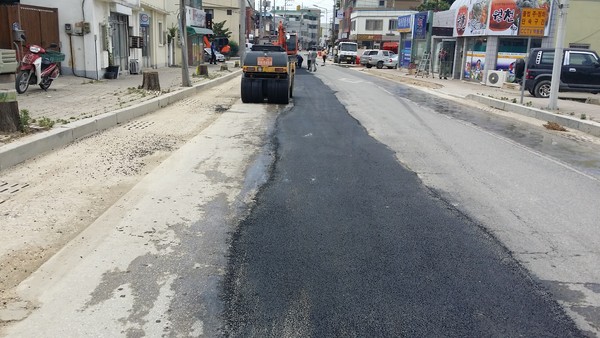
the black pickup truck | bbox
[524,48,600,98]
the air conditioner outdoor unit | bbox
[486,70,506,87]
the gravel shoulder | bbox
[0,76,247,324]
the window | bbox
[351,20,356,30]
[568,52,597,66]
[227,9,232,15]
[365,19,382,31]
[388,19,397,30]
[569,43,590,49]
[536,51,554,65]
[379,0,385,6]
[158,21,164,45]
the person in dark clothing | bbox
[210,40,217,64]
[438,48,449,79]
[296,54,304,68]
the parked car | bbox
[383,52,398,69]
[203,48,225,63]
[524,48,600,98]
[359,49,377,66]
[366,50,393,69]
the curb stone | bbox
[467,94,600,138]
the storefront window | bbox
[464,38,486,81]
[496,37,541,73]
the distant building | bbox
[271,9,320,49]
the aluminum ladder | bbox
[415,52,430,78]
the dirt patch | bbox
[361,69,443,90]
[544,121,568,132]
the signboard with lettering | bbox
[518,8,547,37]
[453,0,552,37]
[397,15,412,33]
[186,6,206,27]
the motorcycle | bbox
[15,43,64,94]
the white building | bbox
[350,10,416,49]
[12,0,241,79]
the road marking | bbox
[338,77,370,84]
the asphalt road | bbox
[222,68,584,337]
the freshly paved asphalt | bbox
[222,68,584,337]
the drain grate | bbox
[123,121,155,130]
[0,181,29,204]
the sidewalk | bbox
[1,63,238,124]
[0,62,242,170]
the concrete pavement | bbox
[2,58,600,171]
[351,64,600,138]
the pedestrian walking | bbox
[297,54,304,69]
[210,40,217,64]
[438,48,449,79]
[309,48,318,72]
[322,49,327,65]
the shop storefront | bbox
[451,0,554,82]
[431,10,456,78]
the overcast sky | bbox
[255,0,337,23]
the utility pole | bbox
[179,0,192,87]
[239,0,246,64]
[547,0,569,110]
[259,0,263,38]
[332,2,336,47]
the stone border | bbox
[467,94,600,138]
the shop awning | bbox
[187,26,214,35]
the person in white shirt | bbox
[308,48,318,72]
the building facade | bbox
[350,10,416,48]
[271,8,320,49]
[564,0,600,51]
[2,0,245,79]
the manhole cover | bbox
[123,121,155,130]
[0,181,29,204]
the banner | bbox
[397,15,412,33]
[453,0,553,37]
[413,12,428,40]
[464,51,485,81]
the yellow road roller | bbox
[241,44,295,104]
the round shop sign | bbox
[140,13,150,27]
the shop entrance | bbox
[432,38,456,79]
[109,12,129,70]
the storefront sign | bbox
[357,34,382,41]
[453,0,552,37]
[397,15,412,33]
[140,13,150,27]
[186,6,206,27]
[518,8,547,36]
[402,40,412,68]
[413,12,428,40]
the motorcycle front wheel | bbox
[39,77,53,91]
[15,71,31,94]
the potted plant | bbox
[105,50,119,79]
